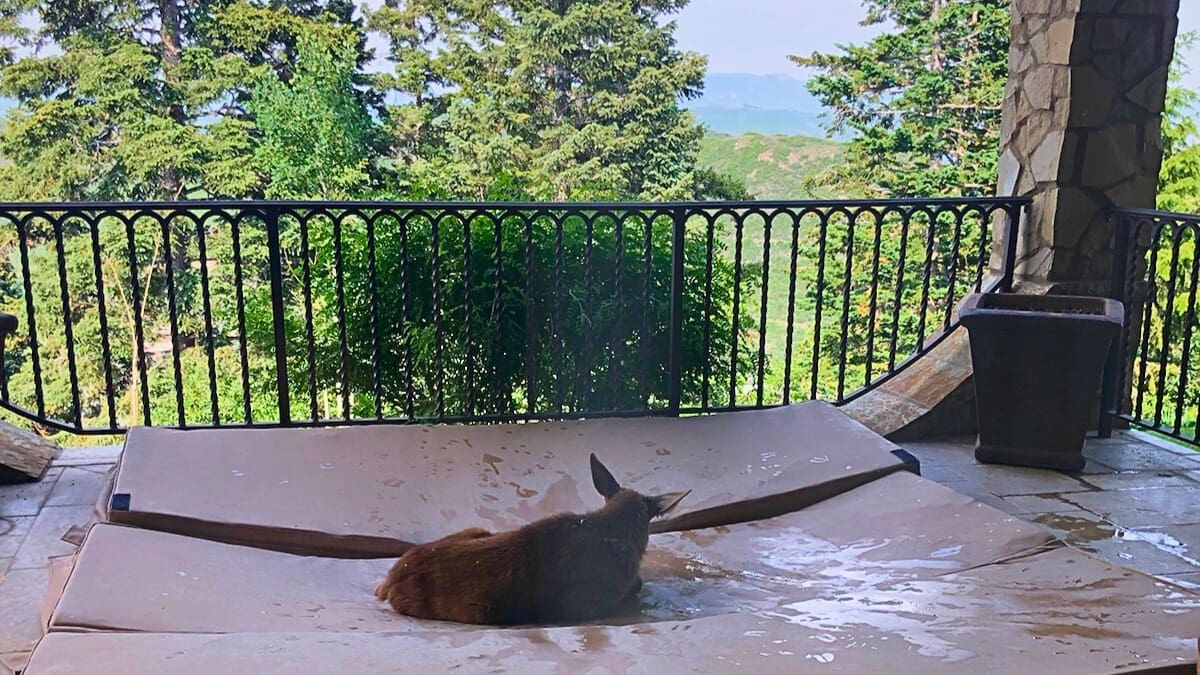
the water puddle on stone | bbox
[1115,529,1200,569]
[1031,512,1114,543]
[1033,512,1200,573]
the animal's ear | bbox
[648,490,691,517]
[590,453,621,498]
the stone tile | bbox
[936,480,1018,514]
[1087,534,1200,576]
[0,566,47,653]
[1073,458,1121,475]
[11,505,92,570]
[915,464,965,484]
[0,469,61,517]
[53,444,122,467]
[899,439,978,466]
[45,467,107,507]
[1085,432,1142,446]
[1082,441,1200,472]
[951,462,1094,496]
[1146,522,1200,558]
[75,462,116,475]
[1126,430,1200,456]
[1001,493,1081,515]
[1076,470,1195,491]
[1061,486,1200,528]
[0,517,33,558]
[1029,510,1117,547]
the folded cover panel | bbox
[29,545,1200,675]
[104,402,906,556]
[52,472,1054,635]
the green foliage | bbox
[250,34,381,199]
[0,1,368,201]
[695,133,845,201]
[372,0,709,201]
[792,0,1009,198]
[0,1,376,437]
[1160,31,1200,215]
[792,208,991,399]
[787,0,1008,395]
[247,212,747,418]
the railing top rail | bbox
[1110,206,1200,223]
[0,196,1033,212]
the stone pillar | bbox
[993,0,1179,296]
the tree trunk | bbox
[160,0,185,201]
[160,0,194,295]
[930,0,943,72]
[552,0,571,124]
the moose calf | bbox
[374,453,689,625]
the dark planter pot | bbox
[959,293,1124,472]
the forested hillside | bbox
[696,133,844,200]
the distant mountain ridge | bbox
[689,105,831,139]
[693,73,823,112]
[685,73,845,140]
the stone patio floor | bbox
[1,431,1199,673]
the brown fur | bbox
[374,453,688,625]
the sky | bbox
[670,0,1200,92]
[4,1,1199,106]
[671,0,883,78]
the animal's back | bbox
[378,529,538,624]
[378,512,643,624]
[376,455,687,626]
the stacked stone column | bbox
[992,0,1178,296]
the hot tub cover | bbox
[102,402,908,556]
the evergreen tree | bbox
[0,0,368,200]
[0,1,374,433]
[372,0,709,201]
[0,0,756,436]
[792,0,1009,198]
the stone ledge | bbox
[0,423,59,485]
[842,328,977,441]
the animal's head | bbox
[589,453,690,519]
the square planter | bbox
[959,293,1124,472]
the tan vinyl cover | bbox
[53,472,1057,635]
[103,402,906,556]
[30,546,1200,674]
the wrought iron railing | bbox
[0,197,1027,434]
[1104,207,1200,446]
